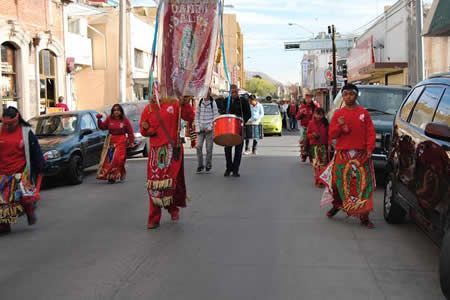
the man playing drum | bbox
[224,84,251,177]
[244,95,264,155]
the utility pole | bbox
[416,0,425,81]
[119,0,127,103]
[328,25,338,100]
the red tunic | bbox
[139,102,195,145]
[0,126,26,175]
[296,103,316,127]
[329,105,376,153]
[307,119,328,145]
[98,117,135,145]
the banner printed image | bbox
[157,0,220,100]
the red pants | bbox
[147,197,179,225]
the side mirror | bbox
[80,129,93,138]
[424,123,450,142]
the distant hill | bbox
[246,71,283,87]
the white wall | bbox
[358,0,409,63]
[130,14,154,80]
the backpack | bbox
[199,98,214,111]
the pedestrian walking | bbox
[287,100,298,130]
[0,107,45,234]
[320,84,376,229]
[195,88,219,173]
[244,95,264,155]
[306,107,329,187]
[280,100,289,129]
[296,89,317,162]
[224,84,251,177]
[96,104,135,184]
[55,96,69,111]
[140,96,195,229]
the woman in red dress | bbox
[306,108,329,187]
[296,89,317,162]
[140,97,194,229]
[0,107,45,234]
[96,104,135,183]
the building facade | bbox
[347,0,450,86]
[0,0,67,119]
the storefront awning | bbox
[359,62,408,76]
[424,0,450,36]
[349,62,408,83]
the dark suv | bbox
[329,85,411,168]
[383,73,450,299]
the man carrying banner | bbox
[140,96,195,229]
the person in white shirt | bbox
[195,88,219,173]
[244,95,264,155]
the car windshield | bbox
[358,88,409,115]
[30,115,78,136]
[263,105,280,115]
[334,88,409,115]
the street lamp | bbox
[288,22,315,39]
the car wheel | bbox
[67,155,84,185]
[278,133,282,136]
[142,144,149,158]
[383,173,406,224]
[440,230,450,299]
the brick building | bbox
[0,0,67,118]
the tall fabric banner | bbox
[157,0,220,100]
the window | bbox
[80,114,97,130]
[39,50,56,76]
[400,86,424,121]
[433,88,450,126]
[39,49,57,113]
[1,42,18,105]
[68,19,81,35]
[134,49,144,69]
[409,86,444,129]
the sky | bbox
[133,0,433,85]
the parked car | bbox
[261,103,283,136]
[104,102,149,157]
[329,85,410,168]
[383,73,450,299]
[29,110,107,184]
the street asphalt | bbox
[0,131,445,300]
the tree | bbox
[245,77,276,97]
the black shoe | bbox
[232,172,240,177]
[326,207,340,218]
[196,167,204,174]
[27,212,37,225]
[224,170,231,177]
[205,167,212,173]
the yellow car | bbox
[261,103,283,136]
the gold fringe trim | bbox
[146,179,174,191]
[0,204,24,224]
[152,196,173,208]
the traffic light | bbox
[342,64,348,79]
[342,64,348,85]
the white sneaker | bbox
[244,150,250,155]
